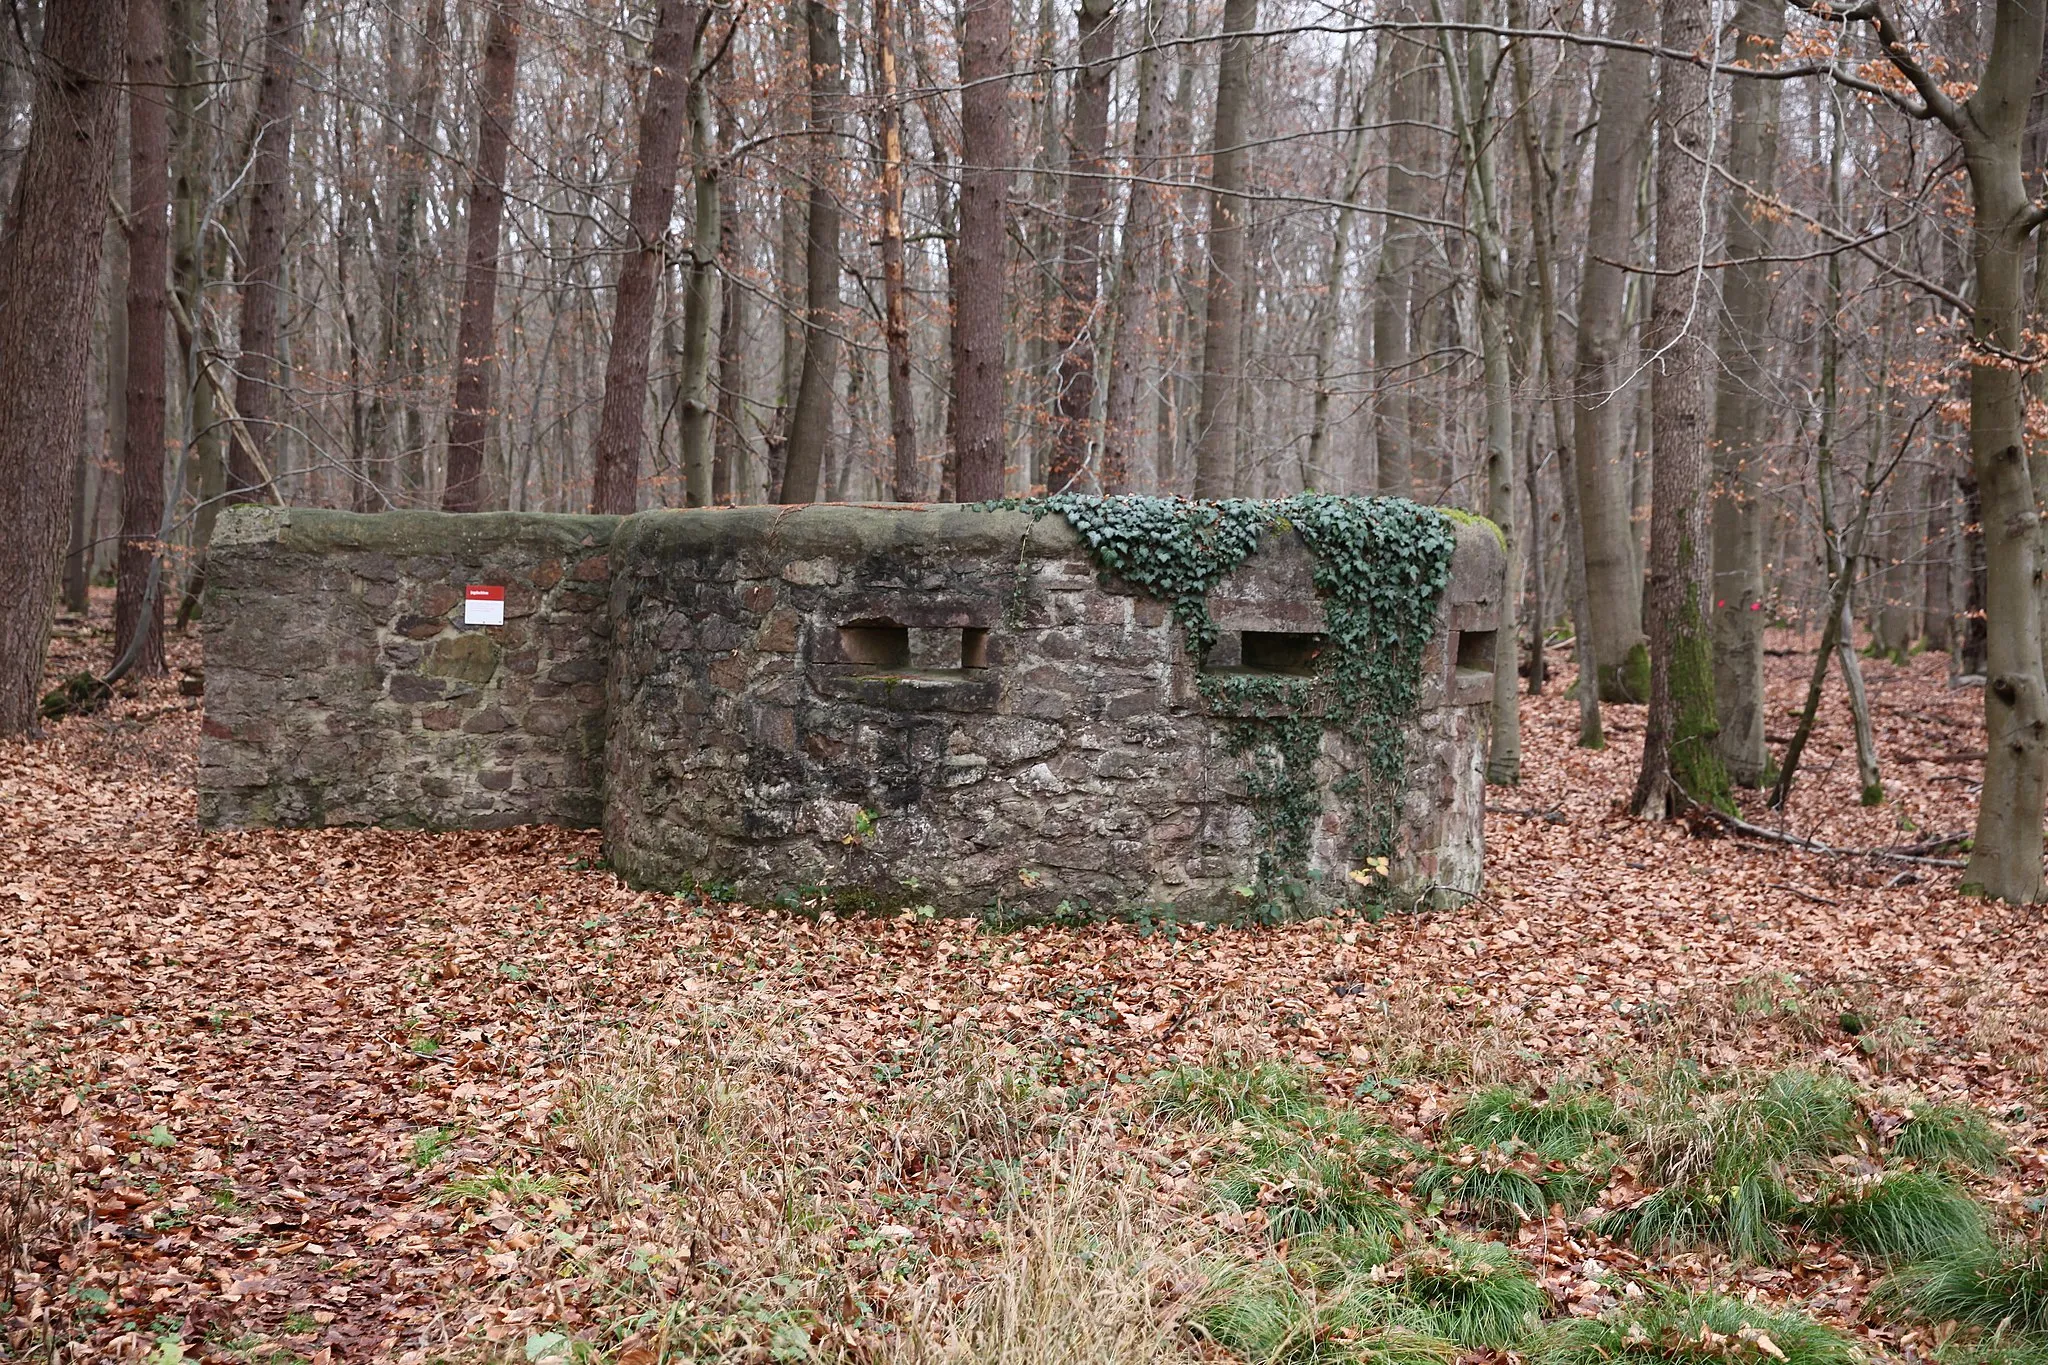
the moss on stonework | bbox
[1440,506,1507,551]
[989,494,1457,921]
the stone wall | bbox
[199,501,1503,918]
[602,505,1502,916]
[199,507,617,828]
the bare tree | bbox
[950,0,1013,501]
[779,0,846,503]
[1570,0,1652,702]
[229,0,307,503]
[1100,0,1172,493]
[678,28,724,507]
[0,0,129,734]
[876,0,920,500]
[443,0,521,513]
[1371,15,1429,497]
[115,0,173,678]
[1436,1,1518,783]
[591,0,704,514]
[1630,0,1732,818]
[368,0,447,500]
[1046,0,1115,493]
[1190,0,1258,500]
[1707,0,1786,787]
[1800,0,2048,899]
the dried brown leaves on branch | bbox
[2,599,2042,1362]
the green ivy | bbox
[989,494,1456,920]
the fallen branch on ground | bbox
[1689,805,1966,868]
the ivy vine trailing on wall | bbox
[993,493,1458,921]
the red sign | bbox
[464,585,505,626]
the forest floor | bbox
[2,592,2043,1364]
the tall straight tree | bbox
[1797,0,2048,899]
[950,0,1012,500]
[443,0,521,513]
[1436,1,1518,784]
[876,0,919,500]
[1371,16,1428,497]
[677,29,722,507]
[1630,0,1732,817]
[1190,0,1257,500]
[1303,75,1369,486]
[1045,0,1115,493]
[115,0,173,679]
[0,0,129,734]
[1510,13,1600,750]
[1570,0,1653,701]
[778,0,846,503]
[168,0,224,617]
[1708,0,1785,787]
[591,0,703,514]
[230,0,305,503]
[1100,0,1172,493]
[369,0,446,498]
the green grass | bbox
[1414,1160,1549,1228]
[1421,1088,1616,1228]
[408,1125,455,1169]
[1217,1136,1410,1242]
[1808,1169,1985,1263]
[1890,1103,2006,1175]
[1926,1335,2048,1365]
[1443,1087,1621,1157]
[1600,1070,1861,1262]
[1883,1235,2048,1338]
[1535,1289,1862,1365]
[436,1166,565,1207]
[1154,1059,1323,1127]
[1388,1234,1545,1349]
[1197,1259,1460,1365]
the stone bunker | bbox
[200,499,1504,919]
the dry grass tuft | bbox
[896,1159,1209,1365]
[1342,983,1558,1085]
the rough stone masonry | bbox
[200,502,1504,918]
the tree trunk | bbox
[678,37,720,508]
[591,0,702,514]
[876,0,920,499]
[1100,0,1171,493]
[0,0,128,734]
[1571,0,1653,702]
[63,446,93,615]
[1436,6,1518,783]
[1509,8,1601,748]
[1958,1,2048,901]
[230,0,304,504]
[369,0,446,502]
[713,156,748,503]
[1189,0,1258,500]
[116,0,172,679]
[1304,76,1370,488]
[1922,460,1954,653]
[1371,14,1428,498]
[1629,0,1732,817]
[1045,0,1115,494]
[1707,0,1785,786]
[779,0,846,503]
[170,0,223,617]
[443,0,520,513]
[950,0,1012,500]
[1961,469,1989,676]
